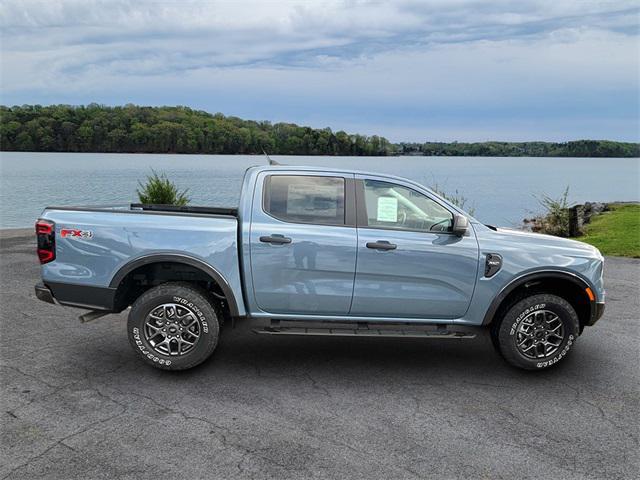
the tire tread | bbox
[127,282,221,371]
[494,293,579,370]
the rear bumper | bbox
[35,283,56,304]
[35,282,116,311]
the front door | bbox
[350,177,479,319]
[250,172,357,315]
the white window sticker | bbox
[377,197,398,222]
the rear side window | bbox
[263,175,345,225]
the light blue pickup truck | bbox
[35,165,605,371]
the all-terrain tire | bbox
[491,293,579,370]
[127,282,221,370]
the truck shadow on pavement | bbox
[75,315,581,388]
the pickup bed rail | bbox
[130,203,238,216]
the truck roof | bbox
[246,164,431,188]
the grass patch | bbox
[572,204,640,258]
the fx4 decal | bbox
[60,228,94,239]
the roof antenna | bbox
[263,148,280,166]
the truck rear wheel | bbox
[492,293,579,370]
[127,282,220,370]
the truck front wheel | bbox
[492,293,579,370]
[127,282,221,370]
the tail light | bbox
[36,219,56,264]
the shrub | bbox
[137,169,190,206]
[431,183,476,217]
[526,186,572,237]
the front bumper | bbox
[586,301,605,326]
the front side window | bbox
[264,175,345,225]
[362,179,453,232]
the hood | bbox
[493,227,602,259]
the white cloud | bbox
[1,0,638,141]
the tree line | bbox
[396,140,639,158]
[0,104,392,156]
[1,104,638,157]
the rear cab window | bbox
[263,175,346,226]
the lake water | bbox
[1,152,638,228]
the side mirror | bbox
[452,214,469,236]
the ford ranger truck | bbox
[34,166,605,371]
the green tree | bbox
[1,104,637,157]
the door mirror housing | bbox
[452,214,469,236]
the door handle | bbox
[260,234,292,245]
[366,240,397,251]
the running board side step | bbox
[253,326,476,339]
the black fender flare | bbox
[481,270,595,326]
[109,253,241,317]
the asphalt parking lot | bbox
[1,229,638,479]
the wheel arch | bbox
[109,253,240,317]
[482,270,596,330]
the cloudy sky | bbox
[1,0,638,142]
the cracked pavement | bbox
[1,229,638,479]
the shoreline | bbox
[2,151,639,159]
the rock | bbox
[569,202,610,236]
[583,202,607,224]
[524,201,612,236]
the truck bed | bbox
[37,204,245,316]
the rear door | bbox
[350,176,479,319]
[249,172,357,315]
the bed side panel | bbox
[39,210,245,315]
